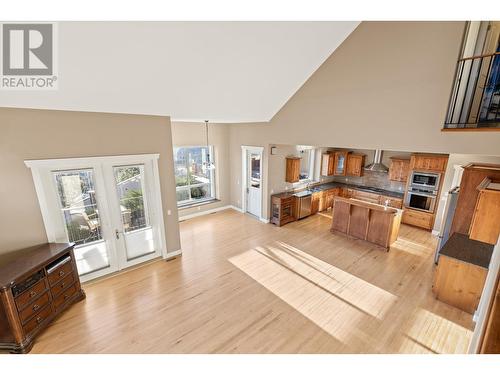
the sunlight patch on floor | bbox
[399,308,473,354]
[391,237,433,257]
[229,241,398,347]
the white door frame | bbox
[241,145,265,222]
[25,154,168,282]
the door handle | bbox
[115,229,120,239]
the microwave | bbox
[409,171,440,191]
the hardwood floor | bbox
[31,209,474,353]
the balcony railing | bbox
[444,52,500,129]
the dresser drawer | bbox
[47,257,73,286]
[22,304,52,337]
[50,272,75,297]
[15,278,48,310]
[19,292,51,324]
[53,284,78,310]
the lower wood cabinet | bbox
[402,208,434,230]
[432,233,493,315]
[271,194,296,226]
[0,243,85,353]
[331,197,401,250]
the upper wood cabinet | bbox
[469,178,500,245]
[410,154,448,172]
[346,153,366,177]
[333,151,350,176]
[320,152,335,176]
[451,163,500,236]
[389,157,410,182]
[285,157,301,183]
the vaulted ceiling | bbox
[0,21,359,122]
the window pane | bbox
[190,184,211,201]
[53,169,102,246]
[299,149,311,180]
[173,146,215,206]
[176,187,190,202]
[114,165,149,232]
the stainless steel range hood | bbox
[364,149,389,173]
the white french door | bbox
[26,154,166,282]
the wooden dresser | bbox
[0,243,85,353]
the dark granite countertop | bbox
[307,182,404,199]
[439,233,494,269]
[272,182,404,199]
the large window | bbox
[173,146,216,206]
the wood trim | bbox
[458,51,500,61]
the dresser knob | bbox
[36,316,42,324]
[60,282,65,289]
[29,291,37,298]
[59,270,65,277]
[32,304,40,312]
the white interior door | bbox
[26,154,165,282]
[246,151,262,218]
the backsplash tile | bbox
[331,170,405,193]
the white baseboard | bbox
[229,205,244,213]
[178,205,234,221]
[164,249,182,259]
[432,230,440,237]
[259,217,270,224]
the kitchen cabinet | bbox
[351,189,380,204]
[311,192,321,214]
[285,157,301,183]
[389,157,410,182]
[333,151,350,176]
[331,197,401,250]
[451,163,500,236]
[432,233,492,314]
[410,154,448,172]
[271,194,296,226]
[320,152,335,176]
[469,178,500,245]
[378,196,403,209]
[324,188,340,210]
[402,208,434,230]
[346,154,366,177]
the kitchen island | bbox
[331,196,402,250]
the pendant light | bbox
[202,120,215,171]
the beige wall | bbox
[0,108,181,255]
[228,21,500,219]
[171,122,231,217]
